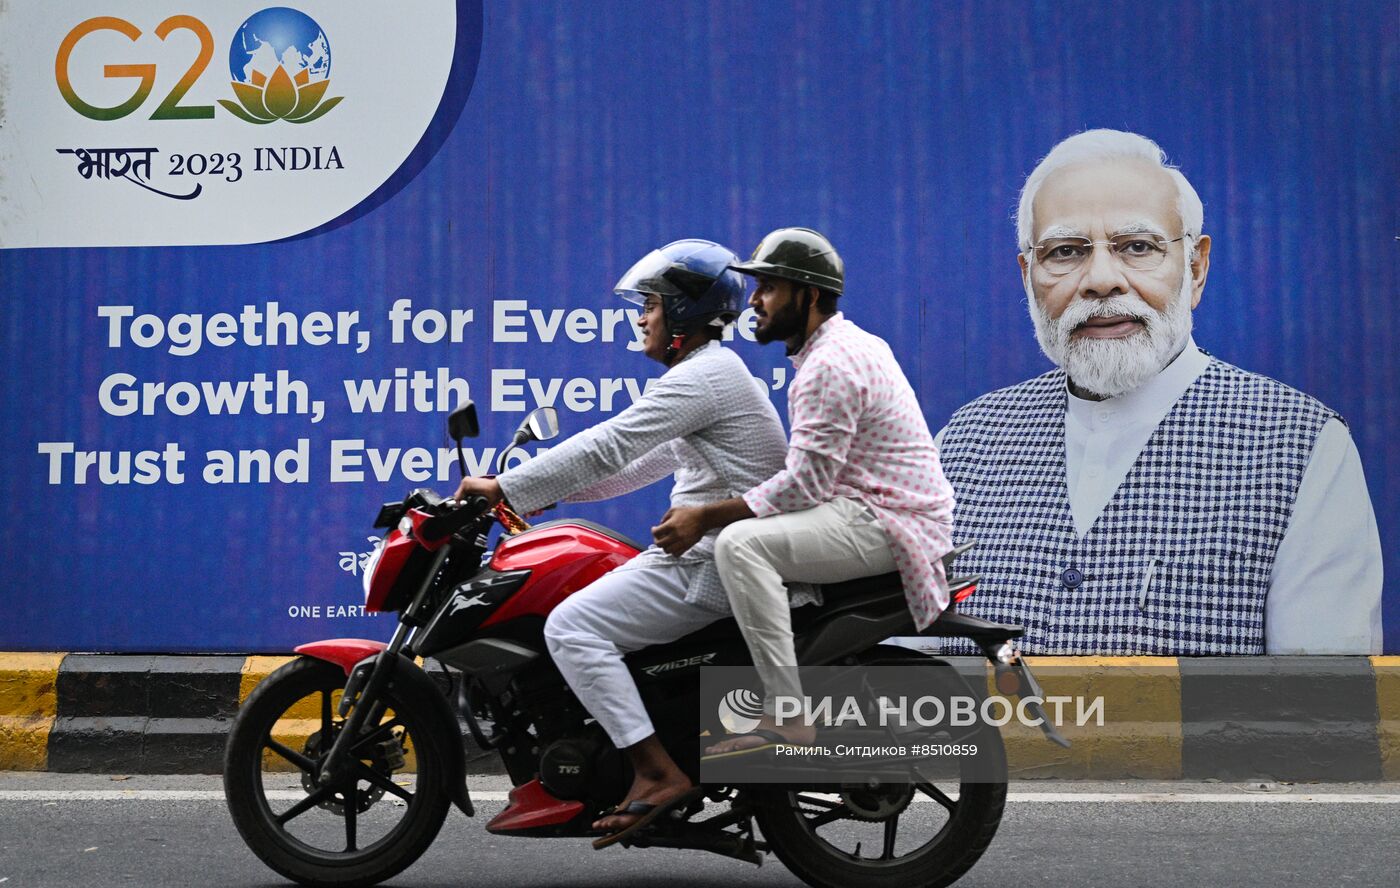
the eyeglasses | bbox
[1028,233,1191,276]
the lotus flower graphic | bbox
[218,8,342,124]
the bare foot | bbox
[703,716,817,756]
[592,772,694,833]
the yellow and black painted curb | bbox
[48,655,249,774]
[0,653,64,771]
[979,656,1394,780]
[2,653,1397,778]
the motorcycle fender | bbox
[294,638,388,676]
[379,653,476,818]
[295,644,475,818]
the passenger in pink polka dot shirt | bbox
[653,228,954,753]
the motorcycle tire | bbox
[224,656,452,888]
[753,654,1008,888]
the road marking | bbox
[1,789,1398,803]
[0,790,503,801]
[1007,792,1400,803]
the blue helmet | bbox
[614,239,748,336]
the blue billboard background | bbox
[2,0,1395,652]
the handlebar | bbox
[417,495,489,543]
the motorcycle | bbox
[224,401,1067,888]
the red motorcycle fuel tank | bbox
[481,521,640,628]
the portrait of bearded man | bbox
[932,129,1382,656]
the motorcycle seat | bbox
[791,538,979,617]
[640,541,1008,652]
[801,570,980,616]
[658,570,982,650]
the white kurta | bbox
[497,339,799,611]
[494,340,792,747]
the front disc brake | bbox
[298,730,395,814]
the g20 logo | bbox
[55,7,342,124]
[56,15,215,121]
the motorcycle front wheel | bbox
[224,656,451,888]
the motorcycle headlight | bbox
[362,539,385,602]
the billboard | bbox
[1,0,1394,653]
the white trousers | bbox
[543,562,722,749]
[714,497,896,713]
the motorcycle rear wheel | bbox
[224,657,451,888]
[753,656,1008,888]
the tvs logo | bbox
[219,8,343,124]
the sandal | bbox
[700,728,792,761]
[591,786,705,850]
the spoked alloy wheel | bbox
[224,657,450,888]
[755,652,1009,888]
[757,769,1006,888]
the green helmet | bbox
[729,227,844,296]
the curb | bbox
[979,656,1183,780]
[1376,657,1400,781]
[49,655,245,774]
[0,654,500,775]
[0,654,63,771]
[1,654,1396,779]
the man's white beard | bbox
[1028,267,1194,399]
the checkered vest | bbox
[936,358,1337,655]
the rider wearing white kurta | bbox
[452,239,787,840]
[498,338,789,747]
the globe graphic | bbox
[228,7,331,86]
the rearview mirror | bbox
[448,401,479,442]
[448,401,479,480]
[515,406,560,444]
